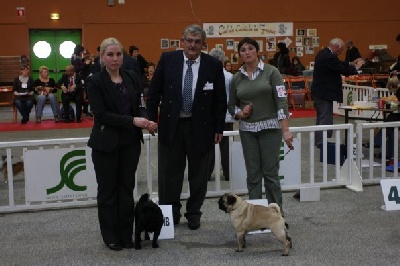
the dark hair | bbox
[397,34,400,42]
[147,62,155,68]
[277,42,289,54]
[291,56,302,65]
[224,60,231,67]
[237,37,259,53]
[73,44,84,56]
[129,45,139,56]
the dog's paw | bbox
[152,243,159,248]
[134,244,142,250]
[235,249,243,252]
[281,253,289,256]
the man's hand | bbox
[61,85,67,93]
[214,133,223,144]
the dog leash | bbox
[246,149,292,197]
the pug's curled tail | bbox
[138,193,150,203]
[268,203,281,215]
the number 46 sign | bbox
[380,179,400,211]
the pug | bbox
[218,192,292,256]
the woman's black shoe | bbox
[106,243,123,251]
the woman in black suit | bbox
[87,37,157,251]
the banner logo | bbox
[47,150,87,195]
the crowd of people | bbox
[12,42,152,124]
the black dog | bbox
[134,193,164,250]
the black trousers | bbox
[61,91,83,120]
[92,142,141,245]
[315,97,333,146]
[158,118,211,222]
[208,122,234,179]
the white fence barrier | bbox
[355,121,400,182]
[333,83,393,119]
[0,124,360,213]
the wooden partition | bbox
[0,0,399,71]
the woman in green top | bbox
[228,37,293,215]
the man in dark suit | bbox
[345,40,362,63]
[311,38,365,147]
[147,24,227,230]
[57,65,84,123]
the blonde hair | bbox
[38,66,49,74]
[99,37,123,67]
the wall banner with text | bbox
[203,22,293,38]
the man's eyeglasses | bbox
[184,38,203,45]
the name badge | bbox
[203,82,214,91]
[22,83,27,89]
[276,85,286,98]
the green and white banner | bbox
[24,147,96,203]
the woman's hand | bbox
[236,103,253,119]
[283,131,294,150]
[147,121,158,136]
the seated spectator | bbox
[34,66,60,123]
[289,56,306,76]
[13,65,35,124]
[364,86,400,160]
[57,65,84,123]
[389,55,400,79]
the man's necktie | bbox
[182,60,195,114]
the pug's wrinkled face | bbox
[218,193,238,213]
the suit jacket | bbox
[345,46,361,62]
[56,74,84,94]
[87,68,145,152]
[146,51,227,156]
[122,53,141,77]
[311,47,358,103]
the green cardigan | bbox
[228,63,289,123]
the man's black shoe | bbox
[188,219,200,230]
[106,243,123,251]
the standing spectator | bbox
[142,62,155,99]
[87,37,156,251]
[208,48,234,181]
[311,38,364,147]
[57,65,84,123]
[228,37,293,215]
[122,49,141,77]
[345,40,362,63]
[34,66,60,123]
[129,45,148,76]
[90,46,102,75]
[273,42,291,74]
[224,60,232,73]
[71,44,90,77]
[146,24,226,230]
[13,65,35,124]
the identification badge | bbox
[22,83,27,89]
[276,85,286,98]
[203,82,214,90]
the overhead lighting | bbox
[50,13,60,20]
